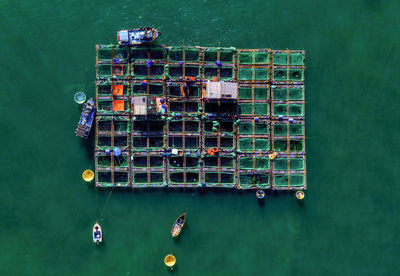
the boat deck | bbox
[94,45,306,190]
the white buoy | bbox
[74,91,86,104]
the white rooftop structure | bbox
[206,81,238,99]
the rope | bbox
[98,187,114,222]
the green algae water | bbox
[1,0,400,275]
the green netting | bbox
[204,173,234,184]
[238,122,268,134]
[289,124,303,135]
[150,65,165,78]
[132,156,164,168]
[204,156,234,168]
[254,88,268,100]
[274,175,288,186]
[239,103,252,115]
[289,69,303,81]
[114,48,129,60]
[273,139,287,152]
[254,139,269,150]
[97,46,129,61]
[238,52,252,64]
[238,157,269,169]
[97,117,130,132]
[290,140,304,152]
[254,103,268,115]
[289,88,303,100]
[273,68,287,81]
[289,104,303,116]
[204,136,234,149]
[168,47,200,62]
[168,136,199,149]
[97,99,130,114]
[273,104,303,117]
[274,174,304,187]
[273,68,304,82]
[290,158,305,170]
[134,173,164,184]
[133,65,148,78]
[273,139,303,152]
[238,68,269,81]
[220,67,234,80]
[238,51,269,65]
[166,65,182,79]
[169,156,199,168]
[273,87,304,101]
[97,48,113,60]
[254,68,269,80]
[238,88,252,99]
[97,84,112,96]
[149,48,166,60]
[239,173,269,188]
[185,66,200,77]
[274,158,304,171]
[131,48,147,60]
[97,155,129,167]
[273,124,287,136]
[238,138,269,151]
[238,122,252,134]
[273,53,287,65]
[169,101,199,113]
[204,66,218,79]
[132,136,164,149]
[254,52,269,64]
[289,53,303,66]
[238,68,252,81]
[204,49,235,63]
[169,172,199,184]
[97,171,129,186]
[97,64,112,77]
[273,88,287,100]
[273,52,303,66]
[238,87,268,99]
[254,123,268,134]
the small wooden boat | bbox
[171,213,186,238]
[93,222,102,244]
[117,27,161,46]
[75,98,95,139]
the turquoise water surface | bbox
[0,0,399,275]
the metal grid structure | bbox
[94,45,306,190]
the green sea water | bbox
[1,0,400,275]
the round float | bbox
[256,190,265,199]
[296,191,305,200]
[164,254,176,268]
[82,169,94,182]
[74,92,86,104]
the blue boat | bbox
[117,27,161,46]
[75,98,95,138]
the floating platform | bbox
[94,45,306,190]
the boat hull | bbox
[171,213,186,237]
[93,223,102,244]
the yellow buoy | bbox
[268,152,278,160]
[164,254,176,268]
[82,169,94,182]
[296,191,305,200]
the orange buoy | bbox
[296,191,305,200]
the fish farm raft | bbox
[94,44,306,190]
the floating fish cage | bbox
[94,44,306,190]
